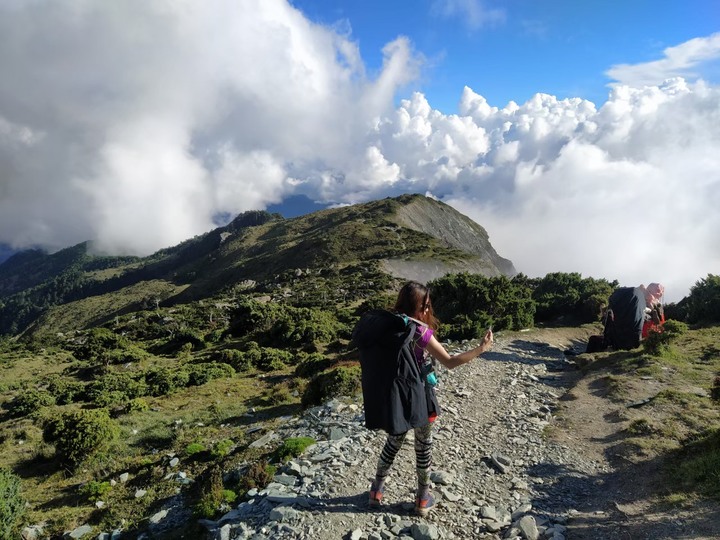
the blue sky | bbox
[292,0,719,111]
[0,0,718,300]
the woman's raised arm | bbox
[426,329,493,370]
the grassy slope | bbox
[0,337,304,536]
[557,324,720,502]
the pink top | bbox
[412,324,434,366]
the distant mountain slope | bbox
[0,194,515,336]
[386,194,515,282]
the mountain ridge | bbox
[0,194,514,336]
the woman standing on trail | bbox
[354,281,494,517]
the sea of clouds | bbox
[0,0,718,301]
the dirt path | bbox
[519,327,720,540]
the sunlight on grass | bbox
[671,430,720,497]
[659,492,690,507]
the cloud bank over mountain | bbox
[0,1,717,300]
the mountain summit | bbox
[378,194,515,282]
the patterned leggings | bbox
[375,423,433,488]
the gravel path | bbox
[199,331,624,540]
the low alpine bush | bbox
[43,409,119,469]
[301,365,361,407]
[273,437,316,462]
[643,319,688,356]
[211,439,234,460]
[188,362,235,386]
[294,352,333,378]
[3,388,55,418]
[0,468,24,540]
[185,442,206,457]
[79,480,112,502]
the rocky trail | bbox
[189,328,720,540]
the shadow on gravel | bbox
[527,457,720,539]
[526,462,602,514]
[312,492,409,515]
[481,343,578,375]
[223,403,302,427]
[477,349,554,366]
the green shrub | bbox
[211,439,234,460]
[87,372,146,404]
[125,398,150,413]
[227,301,268,338]
[531,272,616,323]
[664,301,688,322]
[80,480,112,502]
[686,274,720,324]
[355,294,394,315]
[256,348,293,372]
[194,465,224,519]
[215,349,251,371]
[92,390,127,408]
[229,301,344,347]
[171,329,207,351]
[43,409,118,469]
[269,307,344,347]
[213,343,262,372]
[294,352,333,378]
[194,497,217,520]
[301,365,361,407]
[3,388,55,418]
[102,345,149,365]
[179,342,193,359]
[273,437,316,462]
[222,489,237,504]
[43,409,119,469]
[643,319,688,356]
[0,468,24,539]
[144,367,190,396]
[46,377,86,405]
[238,460,276,493]
[185,443,206,457]
[429,273,536,339]
[204,329,225,344]
[188,362,235,386]
[67,327,130,362]
[223,341,262,372]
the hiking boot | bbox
[368,480,384,508]
[414,489,435,517]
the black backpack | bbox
[352,309,439,435]
[603,287,646,350]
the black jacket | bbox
[352,309,439,435]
